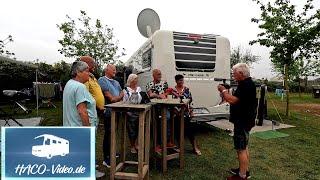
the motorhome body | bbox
[126,30,230,122]
[32,134,69,159]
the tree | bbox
[250,0,320,119]
[0,35,15,58]
[35,60,71,85]
[230,46,260,67]
[52,60,71,86]
[293,58,320,96]
[0,56,71,91]
[57,10,125,72]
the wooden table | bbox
[106,102,152,180]
[151,99,189,173]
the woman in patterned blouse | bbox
[169,74,201,156]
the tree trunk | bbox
[298,77,301,98]
[284,64,290,120]
[304,76,308,93]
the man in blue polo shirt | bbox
[98,64,124,168]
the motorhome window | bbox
[174,41,216,48]
[174,46,216,54]
[58,141,61,144]
[175,53,215,62]
[176,61,215,71]
[34,137,43,145]
[142,49,151,69]
[45,139,50,145]
[173,35,216,43]
[173,31,216,72]
[53,140,57,144]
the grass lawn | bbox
[1,93,319,179]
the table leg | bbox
[170,108,174,144]
[138,111,145,179]
[161,106,167,173]
[152,107,157,151]
[144,110,151,180]
[179,108,185,169]
[110,111,117,180]
[121,113,127,162]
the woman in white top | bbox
[123,74,142,153]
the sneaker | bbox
[229,168,251,179]
[226,175,247,180]
[102,153,120,168]
[102,159,110,168]
[96,170,105,178]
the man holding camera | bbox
[218,63,257,180]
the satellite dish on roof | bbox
[137,8,160,38]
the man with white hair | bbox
[218,63,257,180]
[98,64,124,168]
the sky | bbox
[1,0,319,79]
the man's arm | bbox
[222,91,239,105]
[77,102,90,126]
[98,77,124,103]
[104,91,124,103]
[218,85,239,105]
[147,90,159,99]
[146,82,159,99]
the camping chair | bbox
[0,107,23,126]
[35,83,57,108]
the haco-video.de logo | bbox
[2,127,94,179]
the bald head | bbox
[104,64,116,79]
[80,56,95,73]
[152,69,162,82]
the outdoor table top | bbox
[105,101,152,110]
[105,99,190,109]
[150,98,190,105]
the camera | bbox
[219,83,230,89]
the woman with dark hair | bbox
[169,74,201,156]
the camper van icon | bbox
[32,134,69,159]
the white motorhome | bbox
[32,134,69,159]
[126,30,230,122]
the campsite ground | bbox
[2,93,319,179]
